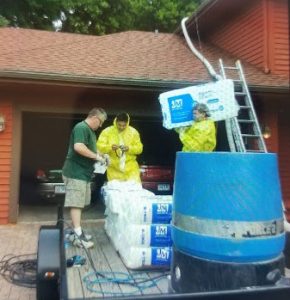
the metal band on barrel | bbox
[173,212,284,239]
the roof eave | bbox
[0,70,288,94]
[0,70,203,90]
[248,84,290,94]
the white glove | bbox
[96,153,106,164]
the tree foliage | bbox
[0,0,201,34]
[0,14,9,26]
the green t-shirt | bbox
[62,121,96,181]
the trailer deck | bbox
[65,221,169,299]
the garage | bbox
[19,112,230,220]
[17,84,183,221]
[0,75,233,224]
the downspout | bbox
[181,17,222,81]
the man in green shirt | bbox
[62,107,107,249]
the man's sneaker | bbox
[68,231,92,243]
[72,232,94,249]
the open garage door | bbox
[19,111,228,223]
[19,112,180,205]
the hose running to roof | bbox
[181,17,221,81]
[181,16,237,152]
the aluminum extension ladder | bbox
[219,59,267,153]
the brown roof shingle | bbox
[0,27,288,89]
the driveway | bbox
[0,223,41,300]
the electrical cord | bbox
[83,270,169,296]
[0,253,37,288]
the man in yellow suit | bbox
[176,103,216,152]
[97,112,143,182]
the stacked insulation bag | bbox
[159,79,239,129]
[102,180,173,269]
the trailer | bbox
[36,204,290,300]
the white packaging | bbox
[123,195,173,224]
[104,212,122,251]
[103,187,154,214]
[104,179,143,190]
[121,222,172,247]
[159,79,239,129]
[101,180,153,214]
[103,182,174,270]
[118,243,172,269]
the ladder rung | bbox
[235,92,246,96]
[233,79,242,82]
[242,134,262,138]
[238,119,255,123]
[246,150,265,153]
[239,105,251,109]
[223,66,239,70]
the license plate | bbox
[157,184,170,191]
[55,185,66,194]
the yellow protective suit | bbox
[177,119,216,152]
[97,118,143,182]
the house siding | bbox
[0,101,13,224]
[206,0,289,77]
[208,1,265,70]
[268,0,289,77]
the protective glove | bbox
[96,153,106,164]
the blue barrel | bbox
[172,152,285,263]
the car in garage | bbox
[35,168,67,200]
[35,164,174,201]
[140,164,174,195]
[35,168,98,201]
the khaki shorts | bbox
[63,176,91,208]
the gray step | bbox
[235,92,247,96]
[241,134,263,138]
[238,119,256,123]
[245,149,265,153]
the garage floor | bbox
[18,202,106,223]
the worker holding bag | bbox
[176,103,216,152]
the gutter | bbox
[0,70,288,94]
[247,85,290,94]
[0,70,200,91]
